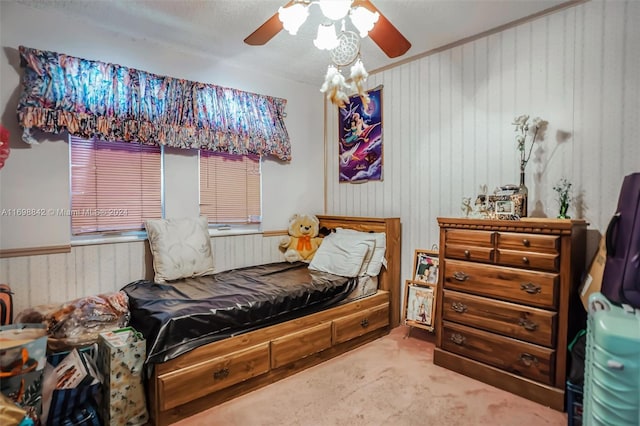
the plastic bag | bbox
[15,292,129,351]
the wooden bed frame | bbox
[147,215,401,425]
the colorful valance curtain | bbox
[17,46,291,161]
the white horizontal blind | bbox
[199,151,261,224]
[70,136,162,234]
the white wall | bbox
[0,1,324,250]
[0,1,323,313]
[325,0,640,284]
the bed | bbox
[128,215,401,426]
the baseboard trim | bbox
[433,348,565,411]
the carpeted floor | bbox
[173,326,567,426]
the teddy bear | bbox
[279,213,323,263]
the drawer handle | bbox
[519,353,539,367]
[453,271,469,282]
[522,238,530,247]
[450,333,466,345]
[522,256,530,264]
[518,317,538,331]
[451,302,467,313]
[213,367,230,380]
[360,318,369,328]
[520,282,541,294]
[464,250,470,258]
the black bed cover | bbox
[122,262,357,364]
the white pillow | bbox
[335,228,387,276]
[145,216,215,283]
[309,233,373,277]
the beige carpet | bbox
[173,326,567,426]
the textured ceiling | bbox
[16,0,574,86]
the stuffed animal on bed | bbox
[279,213,323,263]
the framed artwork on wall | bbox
[338,85,383,183]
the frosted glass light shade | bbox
[349,6,380,38]
[318,0,352,21]
[278,3,309,35]
[313,23,339,50]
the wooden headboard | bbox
[316,215,401,328]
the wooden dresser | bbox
[434,218,587,410]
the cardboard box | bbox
[579,235,607,311]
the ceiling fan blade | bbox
[244,1,293,46]
[353,0,411,58]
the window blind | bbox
[199,151,261,224]
[70,136,162,234]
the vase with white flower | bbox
[512,114,545,217]
[553,177,572,219]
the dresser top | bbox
[437,217,588,234]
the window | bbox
[70,136,162,235]
[199,151,261,225]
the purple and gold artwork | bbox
[338,87,383,182]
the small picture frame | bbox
[413,249,439,284]
[404,280,435,329]
[488,194,514,217]
[489,193,524,218]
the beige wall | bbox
[325,0,640,284]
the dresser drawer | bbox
[444,229,495,263]
[442,290,557,347]
[443,259,559,308]
[271,322,332,369]
[332,303,389,344]
[445,229,494,246]
[446,245,494,263]
[441,321,555,385]
[158,342,270,410]
[496,232,560,254]
[496,249,560,272]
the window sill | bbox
[208,227,262,237]
[70,226,263,247]
[71,232,148,247]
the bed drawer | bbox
[270,322,333,369]
[441,321,555,385]
[332,303,389,345]
[158,342,270,410]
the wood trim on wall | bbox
[261,230,288,237]
[0,245,71,258]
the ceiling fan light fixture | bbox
[313,23,339,50]
[278,3,309,35]
[318,0,352,21]
[349,6,380,38]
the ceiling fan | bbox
[244,0,411,59]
